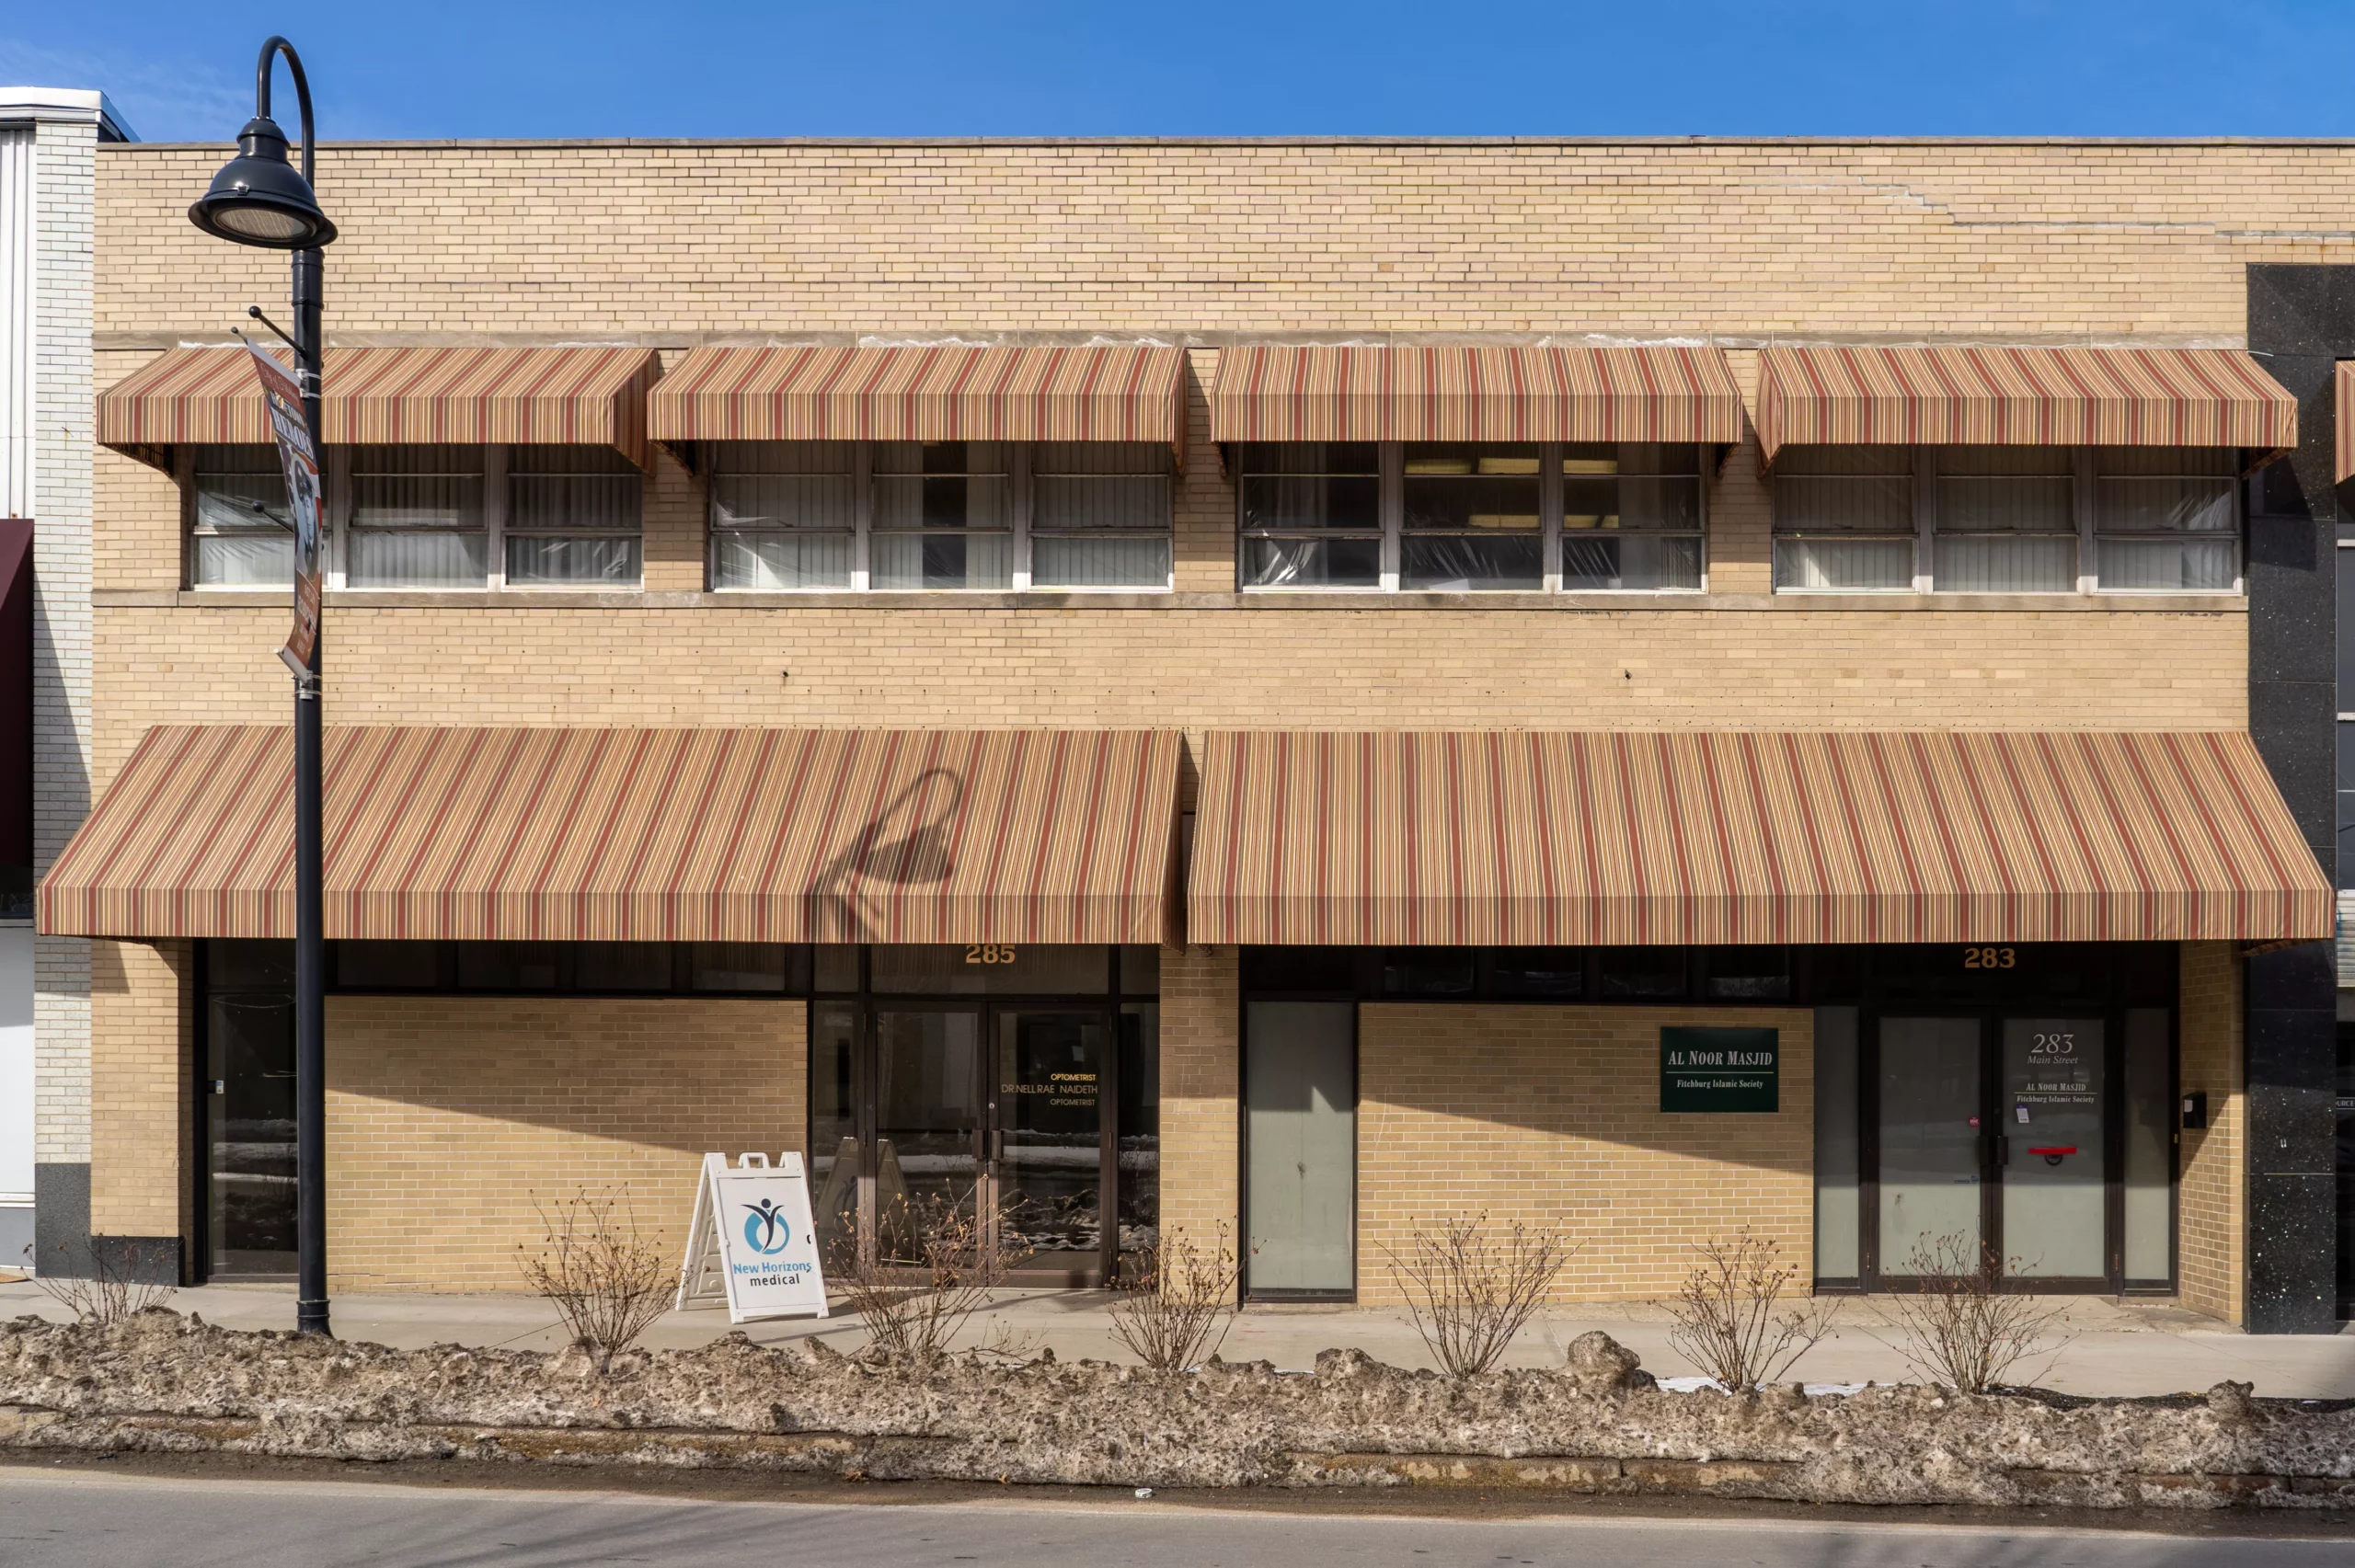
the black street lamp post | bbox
[188,37,337,1337]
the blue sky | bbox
[4,1,2351,143]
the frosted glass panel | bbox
[1878,1015,1982,1269]
[1246,1001,1354,1294]
[2122,1008,2172,1282]
[1813,1006,1860,1281]
[194,533,293,587]
[506,534,641,585]
[1775,536,1912,590]
[349,530,488,588]
[1935,532,2075,592]
[714,532,852,589]
[2001,1016,2106,1279]
[1031,534,1170,588]
[871,530,1012,589]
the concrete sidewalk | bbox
[8,1278,2354,1399]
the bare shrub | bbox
[513,1189,672,1373]
[830,1190,1029,1365]
[1109,1224,1241,1371]
[26,1241,178,1325]
[1382,1213,1578,1379]
[1884,1231,2074,1393]
[1665,1230,1838,1391]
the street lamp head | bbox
[188,114,337,249]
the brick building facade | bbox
[30,135,2348,1328]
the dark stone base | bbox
[30,1163,91,1278]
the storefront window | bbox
[1118,1001,1160,1265]
[204,941,297,1278]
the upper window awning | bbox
[98,345,665,473]
[2336,361,2355,483]
[40,726,1179,945]
[1188,729,2328,947]
[647,345,1189,468]
[1755,346,2297,470]
[1208,345,1744,445]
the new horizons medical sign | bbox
[1660,1026,1779,1114]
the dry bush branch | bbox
[1109,1224,1241,1371]
[1664,1230,1838,1391]
[513,1188,672,1374]
[26,1241,178,1324]
[1883,1231,2075,1393]
[829,1190,1029,1365]
[1382,1212,1578,1379]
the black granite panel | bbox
[2248,1173,2339,1331]
[29,1162,92,1279]
[88,1235,185,1288]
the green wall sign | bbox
[1660,1026,1779,1113]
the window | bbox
[708,440,1174,592]
[1402,444,1540,590]
[1933,445,2076,593]
[505,444,643,587]
[348,443,488,588]
[1775,443,2244,594]
[1239,440,1707,592]
[710,441,856,589]
[2094,446,2238,591]
[1561,442,1704,590]
[1772,445,1915,591]
[1236,441,1383,589]
[873,440,1013,589]
[189,445,293,588]
[1030,441,1172,589]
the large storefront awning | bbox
[1188,729,2329,946]
[647,345,1189,467]
[98,345,665,472]
[1209,345,1743,445]
[1755,346,2297,469]
[40,727,1180,944]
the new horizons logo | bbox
[741,1197,791,1255]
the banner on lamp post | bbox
[244,336,322,678]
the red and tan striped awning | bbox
[98,346,664,471]
[1189,729,2328,946]
[1208,346,1744,445]
[1756,346,2297,468]
[648,345,1189,467]
[40,727,1179,944]
[2337,361,2354,483]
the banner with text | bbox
[243,337,322,678]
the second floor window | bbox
[505,445,645,587]
[1773,443,2243,594]
[708,439,1174,592]
[1238,440,1706,592]
[189,445,292,588]
[349,444,488,589]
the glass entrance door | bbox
[872,1007,983,1264]
[2000,1015,2107,1282]
[1874,1014,1985,1280]
[994,1009,1109,1281]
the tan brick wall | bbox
[2177,941,2244,1325]
[324,996,806,1292]
[1158,944,1240,1288]
[90,142,2355,338]
[87,938,192,1246]
[1357,1004,1813,1304]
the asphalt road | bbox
[1,1469,2349,1568]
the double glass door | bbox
[1868,1011,2168,1290]
[812,1001,1120,1285]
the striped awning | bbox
[40,727,1179,944]
[2337,361,2354,483]
[1208,346,1744,445]
[648,345,1189,467]
[1755,346,2297,468]
[98,346,664,471]
[1188,729,2328,946]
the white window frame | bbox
[1772,443,2246,597]
[182,443,302,593]
[706,439,1176,594]
[1236,439,1709,594]
[312,442,647,592]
